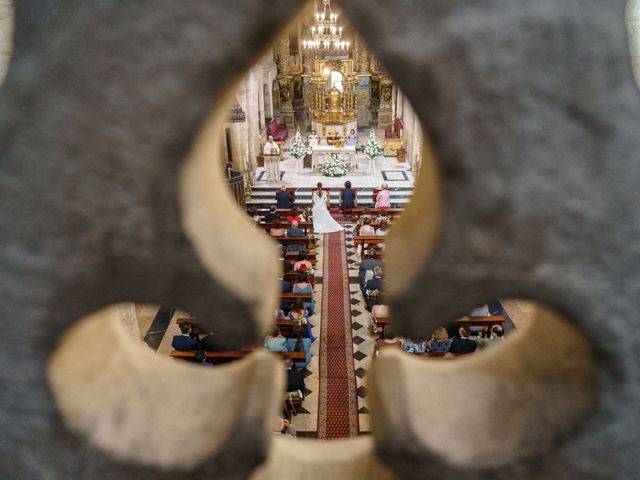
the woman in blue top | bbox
[285,326,312,368]
[427,327,452,353]
[292,271,315,315]
[264,326,287,352]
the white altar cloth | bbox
[311,145,357,170]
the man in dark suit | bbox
[264,205,279,222]
[171,322,198,351]
[365,266,384,309]
[284,356,305,395]
[340,180,357,210]
[449,326,478,354]
[275,185,293,209]
[359,249,382,292]
[286,220,306,253]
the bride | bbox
[312,182,343,234]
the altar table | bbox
[311,145,357,170]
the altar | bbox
[311,145,357,170]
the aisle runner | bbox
[317,230,359,438]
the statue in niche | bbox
[279,80,291,103]
[381,81,392,102]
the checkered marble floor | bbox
[343,222,377,433]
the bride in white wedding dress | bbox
[312,182,344,234]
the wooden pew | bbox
[280,292,313,306]
[283,271,317,282]
[346,207,404,221]
[276,236,316,250]
[284,250,317,263]
[370,306,505,335]
[354,235,387,258]
[170,349,306,362]
[259,221,314,235]
[276,319,311,337]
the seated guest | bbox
[293,250,314,274]
[264,326,287,352]
[377,209,390,223]
[286,220,305,238]
[193,349,211,366]
[284,356,306,394]
[247,207,261,223]
[269,218,285,237]
[265,205,279,223]
[275,184,293,209]
[359,217,376,236]
[476,325,505,349]
[281,247,294,273]
[374,325,403,356]
[340,180,357,210]
[375,183,391,209]
[293,271,315,314]
[287,207,302,224]
[288,299,315,341]
[286,326,312,368]
[404,338,427,354]
[449,326,478,354]
[171,322,198,351]
[376,219,389,250]
[427,327,452,353]
[285,220,306,253]
[359,249,382,291]
[345,128,358,147]
[365,266,383,309]
[199,333,217,352]
[358,206,373,225]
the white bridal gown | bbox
[312,190,344,234]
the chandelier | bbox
[302,0,350,51]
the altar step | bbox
[247,186,414,209]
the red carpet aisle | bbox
[317,230,359,438]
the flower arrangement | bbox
[363,128,383,160]
[321,154,349,177]
[289,128,310,159]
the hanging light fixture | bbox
[302,0,350,52]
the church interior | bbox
[128,0,532,437]
[1,0,638,479]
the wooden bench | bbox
[279,292,313,306]
[276,236,316,250]
[354,235,387,258]
[259,221,313,235]
[371,306,505,335]
[346,207,403,220]
[354,222,391,235]
[170,349,306,362]
[284,250,317,263]
[276,319,311,337]
[283,271,317,282]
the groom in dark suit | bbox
[340,180,357,210]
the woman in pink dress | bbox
[374,183,391,209]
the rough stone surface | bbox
[0,0,639,479]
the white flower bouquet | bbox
[321,154,349,177]
[289,128,310,159]
[363,128,383,160]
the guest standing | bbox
[375,183,391,209]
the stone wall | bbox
[1,1,639,479]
